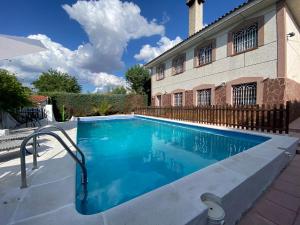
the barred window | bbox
[174,93,183,107]
[233,23,258,54]
[157,95,162,107]
[156,64,165,80]
[172,54,185,75]
[232,83,257,105]
[197,44,212,66]
[197,89,211,106]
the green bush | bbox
[41,92,147,121]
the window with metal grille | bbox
[233,23,258,54]
[174,93,183,107]
[197,44,212,66]
[157,95,162,107]
[156,64,165,80]
[232,83,257,105]
[197,89,211,106]
[172,55,185,75]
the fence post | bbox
[286,101,290,134]
[273,104,277,133]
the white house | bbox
[145,0,300,107]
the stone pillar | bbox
[215,86,226,105]
[162,94,172,107]
[285,78,300,102]
[263,78,285,105]
[185,90,194,106]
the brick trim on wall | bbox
[185,90,194,107]
[192,84,215,106]
[276,0,287,78]
[162,94,172,107]
[227,16,265,57]
[226,77,264,105]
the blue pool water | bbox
[76,116,269,215]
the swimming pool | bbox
[76,116,270,215]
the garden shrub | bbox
[41,92,147,121]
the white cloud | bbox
[0,0,165,91]
[62,0,164,73]
[134,36,182,63]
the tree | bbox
[0,69,31,111]
[125,65,151,96]
[33,69,81,93]
[111,86,127,94]
[93,101,112,116]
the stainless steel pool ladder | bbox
[20,124,88,189]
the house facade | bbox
[145,0,300,107]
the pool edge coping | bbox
[74,115,299,225]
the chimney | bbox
[186,0,205,36]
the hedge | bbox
[42,92,147,121]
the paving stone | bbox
[282,166,300,178]
[277,172,300,186]
[239,211,276,225]
[253,199,296,225]
[289,160,300,169]
[273,179,300,198]
[13,176,74,221]
[293,213,300,225]
[265,189,300,212]
[12,204,105,225]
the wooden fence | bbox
[289,101,300,124]
[135,102,291,134]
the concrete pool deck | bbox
[0,116,299,225]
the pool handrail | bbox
[31,124,85,169]
[20,131,88,188]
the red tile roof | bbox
[145,0,255,67]
[30,95,48,104]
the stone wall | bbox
[185,90,193,107]
[263,78,286,105]
[153,78,300,107]
[262,78,300,105]
[285,79,300,102]
[215,86,226,105]
[162,94,171,107]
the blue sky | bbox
[0,0,246,92]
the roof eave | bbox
[144,0,274,69]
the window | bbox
[197,89,211,106]
[150,68,154,76]
[156,64,165,80]
[172,54,185,75]
[232,83,257,105]
[174,93,183,107]
[196,44,213,66]
[157,95,162,107]
[233,23,258,54]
